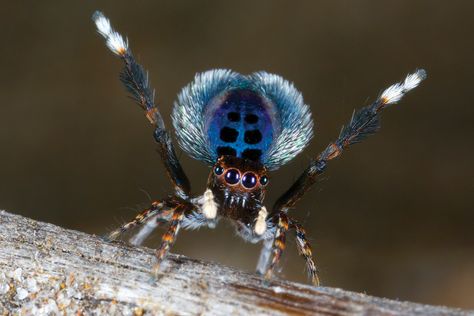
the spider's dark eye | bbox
[214,165,224,175]
[242,172,257,189]
[260,175,269,186]
[224,169,240,185]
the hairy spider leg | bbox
[273,69,427,213]
[264,213,289,282]
[106,201,166,241]
[131,199,212,245]
[129,206,181,246]
[291,219,319,286]
[152,205,188,277]
[92,11,190,197]
[264,70,426,285]
[261,215,320,286]
[265,70,426,284]
[130,213,163,246]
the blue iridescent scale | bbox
[206,89,278,162]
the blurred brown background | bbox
[1,1,473,310]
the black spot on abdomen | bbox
[227,112,240,122]
[217,146,237,157]
[220,127,238,143]
[244,130,262,144]
[244,113,259,124]
[242,149,262,161]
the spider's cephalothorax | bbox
[207,155,269,238]
[93,11,427,286]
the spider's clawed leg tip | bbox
[105,230,121,241]
[102,233,116,242]
[261,275,273,287]
[312,276,321,287]
[264,270,273,281]
[128,238,140,247]
[151,263,164,279]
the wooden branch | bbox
[0,211,470,316]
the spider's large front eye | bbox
[214,165,224,175]
[224,169,240,185]
[242,172,257,189]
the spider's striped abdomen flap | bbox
[172,70,313,170]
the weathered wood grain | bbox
[0,210,471,315]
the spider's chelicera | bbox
[93,11,426,285]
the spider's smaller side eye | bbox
[260,175,269,186]
[214,165,224,175]
[224,169,240,185]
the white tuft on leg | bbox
[380,69,427,105]
[201,189,218,219]
[254,206,268,235]
[92,11,128,56]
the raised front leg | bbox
[93,12,191,196]
[273,70,427,213]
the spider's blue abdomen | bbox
[206,89,277,162]
[173,70,313,170]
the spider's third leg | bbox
[290,218,320,286]
[264,213,289,281]
[93,12,191,197]
[273,69,427,213]
[106,201,167,242]
[152,204,188,277]
[129,208,175,246]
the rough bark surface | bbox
[0,210,471,316]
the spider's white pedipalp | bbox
[92,11,128,56]
[200,189,218,219]
[254,206,268,235]
[380,69,427,105]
